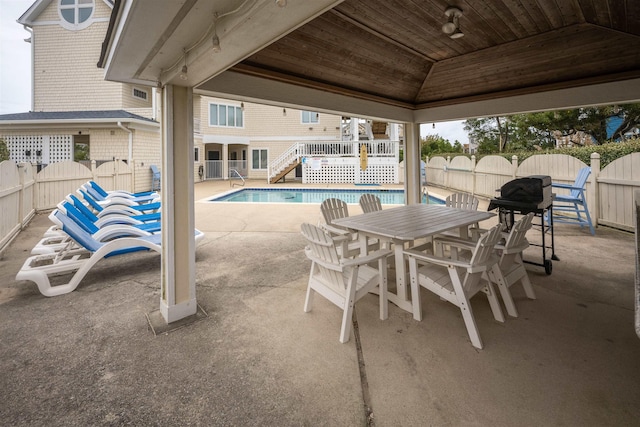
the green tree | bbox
[464,103,640,150]
[420,134,457,157]
[464,117,514,152]
[0,138,9,161]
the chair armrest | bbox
[341,249,392,267]
[432,235,476,251]
[495,241,529,254]
[551,183,581,190]
[320,223,352,237]
[404,248,471,269]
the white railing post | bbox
[590,152,601,227]
[471,155,477,196]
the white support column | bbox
[160,84,197,323]
[222,144,229,180]
[404,122,421,205]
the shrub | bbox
[426,137,640,168]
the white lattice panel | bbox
[302,157,398,184]
[6,135,43,163]
[48,135,73,163]
[4,134,73,164]
[358,164,397,184]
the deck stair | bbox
[270,158,301,184]
[269,142,304,184]
[268,140,397,184]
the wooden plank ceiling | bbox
[230,0,640,109]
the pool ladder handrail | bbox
[230,169,245,187]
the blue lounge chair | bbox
[87,180,157,199]
[78,189,161,215]
[68,194,160,227]
[33,201,163,254]
[17,209,203,297]
[81,182,158,205]
[549,167,595,235]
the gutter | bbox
[117,121,133,164]
[23,25,34,111]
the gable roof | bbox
[100,0,640,123]
[18,0,113,26]
[0,110,158,126]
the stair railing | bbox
[230,168,245,187]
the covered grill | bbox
[488,175,557,274]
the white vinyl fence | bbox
[426,152,640,232]
[0,159,135,254]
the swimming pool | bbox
[207,188,444,205]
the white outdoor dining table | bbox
[332,204,495,313]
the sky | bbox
[0,0,470,144]
[0,0,32,114]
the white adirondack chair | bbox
[405,224,505,349]
[301,223,391,343]
[434,213,536,318]
[488,212,536,317]
[320,198,378,256]
[359,193,382,213]
[446,192,479,211]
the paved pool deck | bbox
[1,179,639,426]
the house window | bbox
[133,88,148,101]
[209,103,244,128]
[59,0,94,29]
[194,147,199,162]
[252,149,267,170]
[302,111,319,124]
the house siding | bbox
[32,1,122,112]
[121,84,154,112]
[131,128,162,193]
[199,97,342,180]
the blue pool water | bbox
[208,188,443,205]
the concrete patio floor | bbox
[1,179,639,426]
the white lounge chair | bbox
[17,210,203,297]
[86,180,158,199]
[33,200,162,255]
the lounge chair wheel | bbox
[544,259,552,275]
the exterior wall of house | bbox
[199,96,342,180]
[87,128,129,161]
[121,84,154,113]
[131,128,162,193]
[32,1,123,112]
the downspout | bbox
[117,121,133,164]
[23,25,34,111]
[118,121,134,191]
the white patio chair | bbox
[434,213,536,318]
[320,198,377,257]
[359,193,382,213]
[490,212,536,317]
[405,224,505,349]
[301,223,392,343]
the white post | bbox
[590,152,600,227]
[404,123,421,205]
[223,144,229,180]
[160,84,197,323]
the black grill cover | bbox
[500,175,551,203]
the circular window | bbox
[59,0,94,30]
